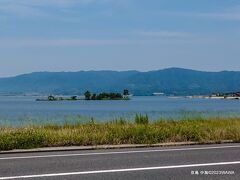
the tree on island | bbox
[123,89,129,96]
[91,93,97,100]
[48,95,56,101]
[84,91,91,100]
[71,96,77,100]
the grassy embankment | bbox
[1,115,240,151]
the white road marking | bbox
[0,161,239,179]
[0,145,240,160]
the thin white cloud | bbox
[0,36,205,48]
[137,31,194,39]
[0,0,99,8]
[175,12,240,21]
[0,38,130,47]
[0,0,119,8]
[197,12,240,21]
[0,0,118,17]
[0,3,45,17]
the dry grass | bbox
[1,117,240,151]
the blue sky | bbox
[0,0,240,77]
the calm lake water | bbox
[0,96,240,126]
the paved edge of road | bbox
[0,140,236,154]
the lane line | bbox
[0,145,240,160]
[0,161,239,179]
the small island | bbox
[187,91,240,100]
[36,89,131,101]
[209,92,240,99]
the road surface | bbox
[0,144,240,179]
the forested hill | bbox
[0,68,240,96]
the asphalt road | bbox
[0,144,240,180]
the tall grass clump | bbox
[135,114,149,125]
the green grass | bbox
[1,117,240,151]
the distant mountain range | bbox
[0,68,240,96]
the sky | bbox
[0,0,240,77]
